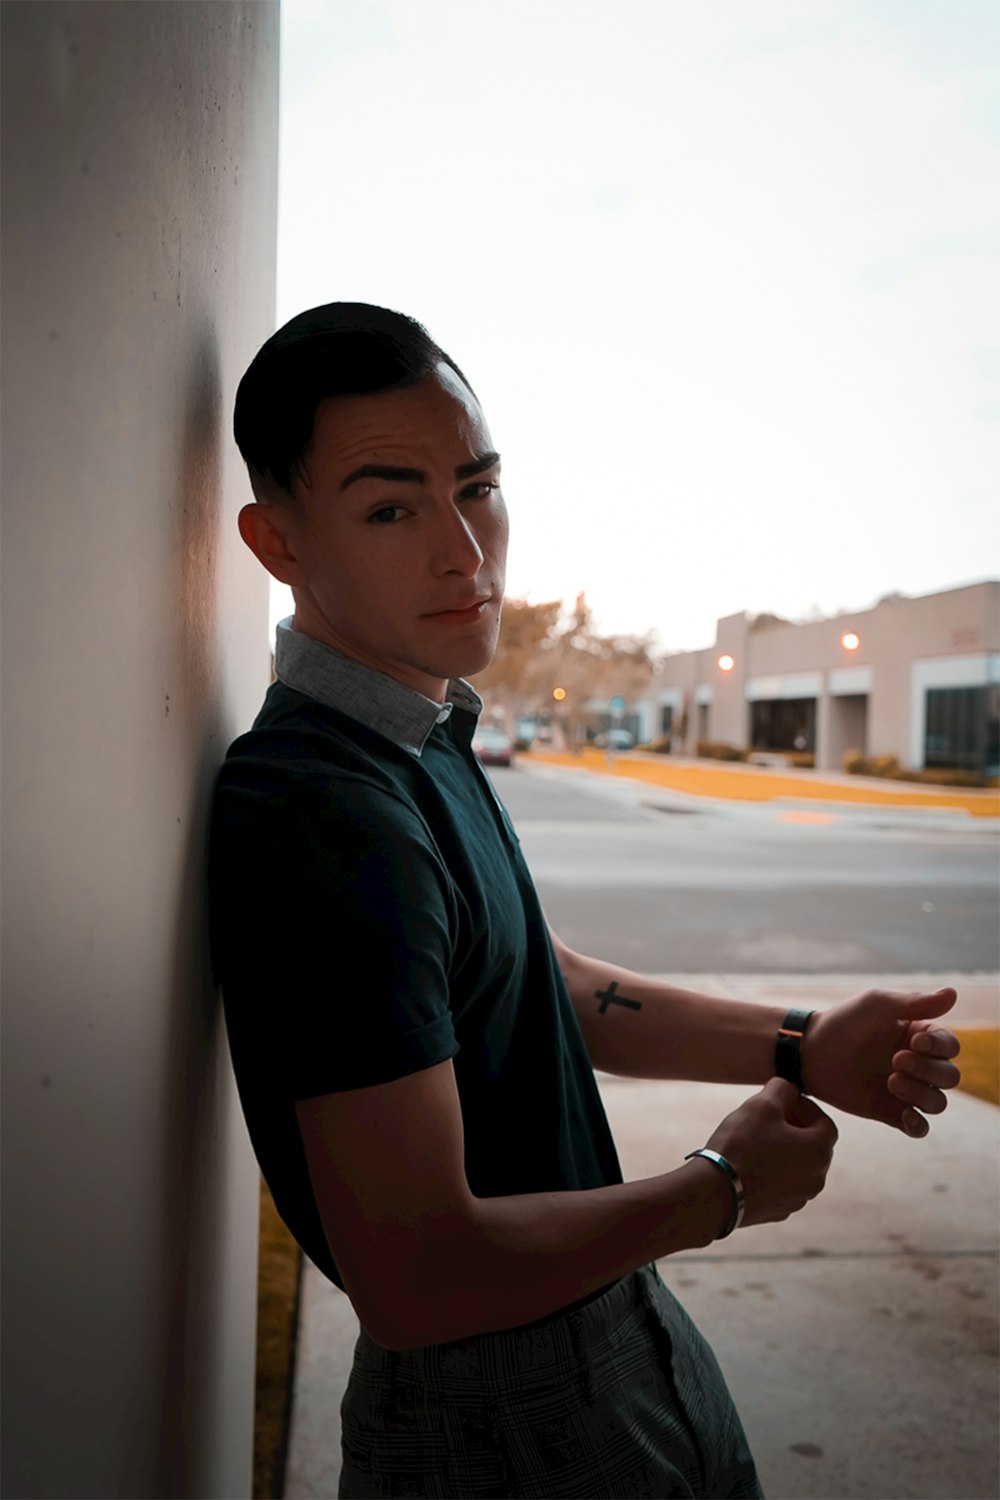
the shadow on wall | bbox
[152,327,239,1495]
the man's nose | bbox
[432,505,485,577]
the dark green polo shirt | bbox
[210,623,622,1290]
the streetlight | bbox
[552,687,567,701]
[717,654,735,672]
[841,632,861,652]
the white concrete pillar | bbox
[816,683,834,770]
[1,3,278,1494]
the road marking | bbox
[777,810,838,824]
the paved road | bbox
[486,762,1000,973]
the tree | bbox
[473,593,656,741]
[472,598,562,708]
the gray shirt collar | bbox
[273,618,482,756]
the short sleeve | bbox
[210,767,460,1101]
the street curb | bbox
[519,757,1000,830]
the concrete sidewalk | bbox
[284,975,999,1500]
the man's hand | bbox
[802,987,961,1137]
[701,1078,839,1228]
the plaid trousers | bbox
[339,1264,763,1499]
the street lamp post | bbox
[551,687,570,752]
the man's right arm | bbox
[296,1058,837,1351]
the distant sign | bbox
[610,694,625,715]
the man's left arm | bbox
[548,926,961,1138]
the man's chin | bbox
[459,631,502,679]
[426,637,498,685]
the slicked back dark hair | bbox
[233,302,476,500]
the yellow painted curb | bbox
[953,1030,1000,1108]
[525,750,1000,819]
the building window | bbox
[750,697,816,753]
[925,685,999,775]
[660,705,673,735]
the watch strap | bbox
[775,1007,815,1092]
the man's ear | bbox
[237,503,305,587]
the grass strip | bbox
[254,1177,303,1500]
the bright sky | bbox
[272,0,999,652]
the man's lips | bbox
[423,597,493,622]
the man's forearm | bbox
[358,1157,732,1350]
[555,940,785,1083]
[301,1055,836,1355]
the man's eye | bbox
[367,505,408,525]
[460,481,500,501]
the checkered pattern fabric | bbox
[339,1265,762,1498]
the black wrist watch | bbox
[775,1008,815,1092]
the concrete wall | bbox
[1,4,278,1495]
[826,694,869,765]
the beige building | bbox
[642,580,999,777]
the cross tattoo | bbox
[595,980,642,1015]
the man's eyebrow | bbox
[339,463,424,491]
[455,451,501,480]
[338,452,501,492]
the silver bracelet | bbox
[684,1148,746,1239]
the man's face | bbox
[279,363,508,702]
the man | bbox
[211,303,961,1499]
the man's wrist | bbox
[684,1148,745,1238]
[680,1153,742,1244]
[775,1007,816,1093]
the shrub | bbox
[870,754,901,777]
[696,740,749,762]
[843,751,899,777]
[894,768,991,788]
[788,752,815,769]
[843,751,991,788]
[646,735,673,754]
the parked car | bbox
[472,726,514,767]
[514,717,537,751]
[594,727,635,749]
